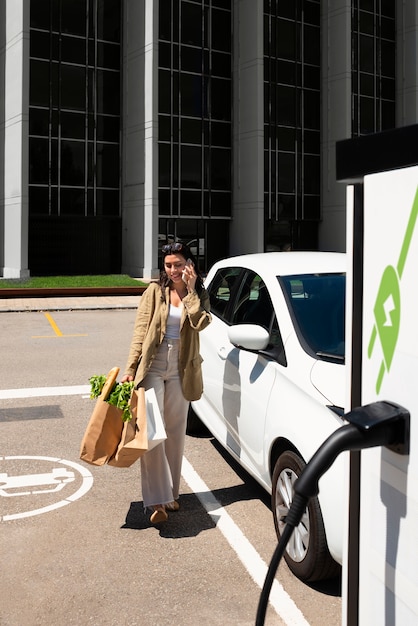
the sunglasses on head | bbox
[162,242,185,254]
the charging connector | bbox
[256,400,410,625]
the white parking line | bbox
[181,457,309,626]
[1,384,309,625]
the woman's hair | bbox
[159,242,204,298]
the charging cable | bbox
[255,400,410,625]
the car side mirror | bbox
[228,324,287,367]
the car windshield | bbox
[279,273,345,362]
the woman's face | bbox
[164,253,187,286]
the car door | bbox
[222,271,280,475]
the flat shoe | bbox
[150,507,168,524]
[165,501,180,511]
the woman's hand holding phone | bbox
[182,258,196,292]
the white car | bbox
[190,251,347,582]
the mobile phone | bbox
[182,259,193,283]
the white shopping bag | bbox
[145,388,167,451]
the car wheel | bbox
[271,450,340,582]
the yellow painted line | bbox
[44,312,63,336]
[30,312,88,338]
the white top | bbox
[165,303,183,339]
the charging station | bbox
[337,125,418,625]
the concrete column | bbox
[319,0,352,253]
[2,0,30,278]
[230,0,264,256]
[121,0,159,279]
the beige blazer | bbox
[124,282,212,401]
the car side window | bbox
[230,272,274,330]
[207,267,241,319]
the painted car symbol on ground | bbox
[0,468,75,497]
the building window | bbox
[158,0,232,265]
[351,0,396,136]
[29,0,121,219]
[263,0,321,251]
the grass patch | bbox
[0,274,148,289]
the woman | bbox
[121,242,211,523]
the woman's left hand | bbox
[183,261,197,292]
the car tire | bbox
[271,450,340,582]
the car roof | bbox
[209,251,346,278]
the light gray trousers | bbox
[140,338,189,509]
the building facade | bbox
[0,0,416,278]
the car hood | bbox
[310,360,345,408]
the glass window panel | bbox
[29,186,50,215]
[211,148,231,190]
[381,77,395,100]
[180,74,202,116]
[87,142,94,185]
[96,190,120,216]
[159,144,171,187]
[181,118,202,144]
[381,99,395,130]
[278,194,296,220]
[381,16,395,40]
[181,146,202,188]
[211,8,231,52]
[181,3,202,46]
[212,0,232,8]
[30,108,49,136]
[159,189,171,216]
[61,65,86,110]
[210,191,231,217]
[159,115,171,141]
[277,19,296,61]
[277,126,295,151]
[96,143,119,187]
[304,155,320,194]
[51,63,59,106]
[181,46,203,73]
[97,42,120,70]
[61,0,87,36]
[303,25,320,65]
[159,42,171,68]
[212,51,231,78]
[278,152,295,193]
[30,30,50,59]
[51,139,58,184]
[360,72,374,96]
[60,188,85,215]
[211,121,231,147]
[304,130,320,154]
[277,85,296,125]
[179,190,201,216]
[96,115,120,142]
[97,0,121,42]
[381,0,395,19]
[211,78,231,120]
[159,0,172,41]
[303,64,319,89]
[277,60,297,86]
[159,70,171,114]
[304,1,320,26]
[29,138,49,184]
[303,89,320,129]
[359,96,375,134]
[61,140,85,185]
[359,10,374,35]
[173,72,179,114]
[359,35,374,73]
[97,70,120,114]
[61,36,86,64]
[276,4,296,19]
[30,0,51,30]
[61,111,85,139]
[30,60,50,107]
[359,0,374,11]
[381,39,395,77]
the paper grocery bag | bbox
[80,367,123,466]
[108,388,148,467]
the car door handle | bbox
[217,346,228,360]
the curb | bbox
[0,286,147,299]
